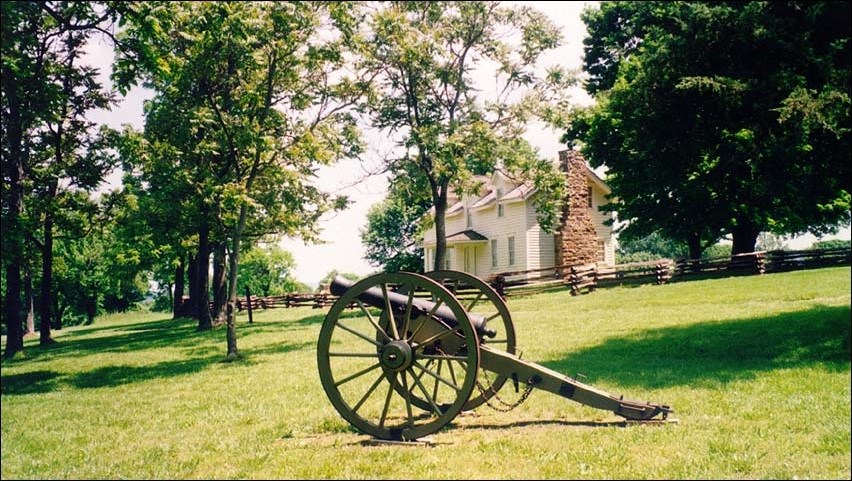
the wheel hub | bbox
[380,340,413,371]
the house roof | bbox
[445,201,464,216]
[424,152,610,217]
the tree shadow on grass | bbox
[542,304,850,389]
[1,370,62,395]
[68,355,222,389]
[16,317,214,361]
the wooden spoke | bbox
[400,372,414,428]
[401,289,414,340]
[409,367,443,415]
[431,359,443,401]
[380,283,400,339]
[408,298,444,341]
[446,358,459,387]
[334,362,382,388]
[352,373,386,413]
[328,352,379,358]
[414,325,462,348]
[378,372,396,428]
[413,360,462,393]
[466,291,485,311]
[335,321,382,347]
[356,300,391,342]
[418,353,469,361]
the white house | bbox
[421,150,615,277]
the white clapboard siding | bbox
[421,168,616,275]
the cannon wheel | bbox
[421,270,517,411]
[317,272,480,441]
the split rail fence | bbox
[487,247,850,298]
[230,246,850,313]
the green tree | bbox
[316,270,361,293]
[363,1,573,271]
[810,239,851,250]
[616,232,688,263]
[1,1,120,356]
[237,245,300,297]
[361,175,432,273]
[116,2,368,359]
[569,1,851,258]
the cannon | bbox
[317,270,672,441]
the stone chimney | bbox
[555,150,600,266]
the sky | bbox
[85,1,849,287]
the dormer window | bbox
[588,186,593,208]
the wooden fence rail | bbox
[209,246,848,313]
[488,246,849,298]
[235,292,342,311]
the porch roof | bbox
[423,229,489,247]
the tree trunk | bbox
[731,222,760,255]
[53,296,63,330]
[173,256,185,318]
[187,253,198,318]
[432,184,449,271]
[24,269,35,337]
[225,208,250,361]
[55,297,66,325]
[687,233,702,260]
[85,296,97,325]
[2,66,25,358]
[39,179,58,345]
[196,215,212,330]
[211,243,227,324]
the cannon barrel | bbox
[330,276,496,339]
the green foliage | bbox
[811,239,852,250]
[360,175,431,273]
[570,1,851,256]
[616,232,689,263]
[702,243,733,260]
[236,245,300,297]
[316,270,361,293]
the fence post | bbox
[245,286,253,324]
[490,275,506,299]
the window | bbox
[491,239,498,268]
[425,248,432,271]
[466,208,472,228]
[497,204,504,218]
[508,236,515,266]
[588,186,593,208]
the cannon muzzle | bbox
[330,275,497,339]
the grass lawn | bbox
[2,266,850,479]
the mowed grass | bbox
[1,267,850,479]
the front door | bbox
[462,246,475,274]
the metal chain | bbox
[475,370,535,412]
[434,345,534,413]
